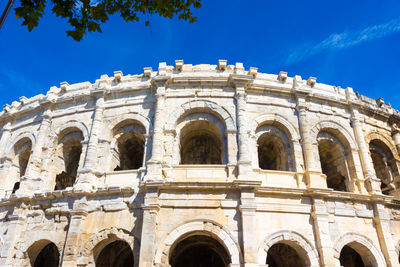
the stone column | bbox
[231,74,252,179]
[139,187,160,267]
[146,80,167,181]
[239,187,258,266]
[0,121,12,197]
[350,108,381,194]
[0,214,27,266]
[372,198,398,267]
[61,197,88,267]
[296,100,325,188]
[226,130,238,179]
[311,197,335,267]
[21,109,53,193]
[75,94,104,191]
[391,122,400,155]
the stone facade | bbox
[0,60,400,267]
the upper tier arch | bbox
[164,99,236,132]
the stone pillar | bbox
[239,187,258,266]
[0,214,27,266]
[231,71,252,179]
[296,101,325,188]
[0,121,12,197]
[393,132,400,154]
[311,197,335,267]
[146,79,167,181]
[139,187,160,267]
[350,108,381,194]
[75,94,104,191]
[0,121,12,156]
[62,197,88,267]
[21,109,53,194]
[372,198,398,267]
[391,121,400,155]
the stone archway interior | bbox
[339,245,365,267]
[257,132,288,171]
[369,139,399,195]
[55,133,83,190]
[180,120,223,164]
[266,243,307,267]
[318,137,348,191]
[95,240,134,267]
[114,132,144,170]
[33,242,59,267]
[169,235,231,267]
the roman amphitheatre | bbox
[0,60,399,267]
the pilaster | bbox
[1,213,27,266]
[0,121,12,197]
[139,186,160,267]
[61,197,89,267]
[372,197,398,267]
[238,185,259,266]
[296,94,326,189]
[75,93,104,191]
[21,108,53,195]
[311,196,335,267]
[146,63,169,181]
[350,107,381,194]
[230,65,253,179]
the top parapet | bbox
[0,60,398,121]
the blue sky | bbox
[1,0,400,109]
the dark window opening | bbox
[33,242,59,267]
[12,182,20,194]
[55,140,82,190]
[257,133,288,171]
[170,235,230,267]
[266,243,306,267]
[339,245,365,267]
[370,140,398,195]
[114,133,144,171]
[95,240,134,267]
[318,139,347,192]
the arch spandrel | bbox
[257,230,319,267]
[164,100,236,132]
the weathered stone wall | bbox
[0,61,399,266]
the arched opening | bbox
[339,245,365,267]
[28,241,59,267]
[112,121,145,171]
[318,132,349,191]
[369,139,399,195]
[10,138,32,194]
[169,235,231,267]
[257,131,289,171]
[180,120,223,164]
[95,240,134,267]
[114,132,144,170]
[266,243,308,267]
[54,130,83,190]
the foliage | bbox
[14,0,202,41]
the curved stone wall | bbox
[0,60,400,266]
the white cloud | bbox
[285,16,400,65]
